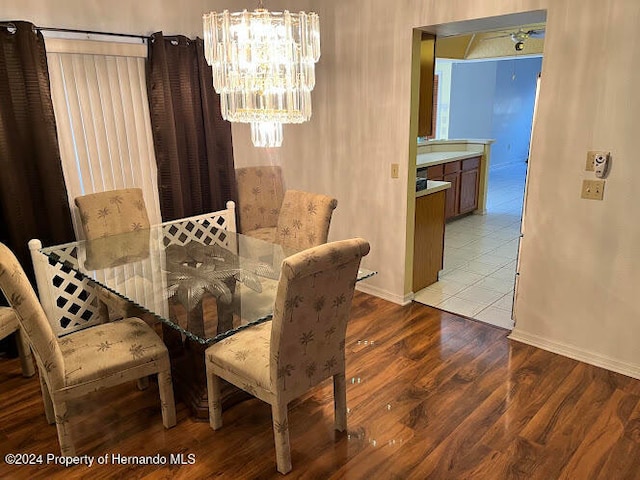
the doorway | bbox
[411,14,545,329]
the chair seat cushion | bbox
[0,306,19,339]
[206,321,272,391]
[244,227,277,243]
[59,318,167,387]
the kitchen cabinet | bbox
[417,32,436,138]
[424,155,480,220]
[413,187,447,291]
[443,172,459,219]
[459,168,479,213]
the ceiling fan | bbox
[484,28,545,41]
[482,28,545,51]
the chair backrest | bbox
[270,238,370,400]
[75,188,150,239]
[0,243,64,388]
[236,166,285,233]
[275,190,338,252]
[161,200,237,247]
[29,239,104,337]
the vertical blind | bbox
[45,38,167,320]
[45,38,162,235]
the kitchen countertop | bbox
[415,138,492,215]
[416,180,451,198]
[416,150,482,168]
[417,138,494,147]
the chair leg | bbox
[333,372,347,432]
[271,402,292,474]
[157,369,176,428]
[39,371,55,424]
[52,398,74,456]
[15,330,35,377]
[207,368,223,430]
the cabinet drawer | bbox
[444,161,460,175]
[462,156,480,171]
[426,164,444,179]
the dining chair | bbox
[236,165,285,242]
[0,306,35,377]
[0,242,176,456]
[205,238,370,474]
[74,188,151,321]
[275,190,338,253]
[74,188,150,239]
[229,190,338,329]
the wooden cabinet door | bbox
[426,164,444,180]
[413,190,446,291]
[459,168,479,214]
[443,172,459,220]
[417,32,436,138]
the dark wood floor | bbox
[1,292,639,479]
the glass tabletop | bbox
[40,219,376,345]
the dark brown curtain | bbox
[147,32,237,221]
[0,21,74,280]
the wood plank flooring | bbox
[1,292,639,479]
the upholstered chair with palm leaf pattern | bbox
[75,188,150,240]
[74,188,151,321]
[206,238,370,474]
[0,242,176,456]
[0,306,35,377]
[236,166,286,242]
[230,188,338,326]
[276,189,338,254]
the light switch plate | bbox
[391,163,399,178]
[585,152,595,171]
[581,179,605,200]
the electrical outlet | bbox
[586,151,608,172]
[391,163,399,179]
[581,179,605,200]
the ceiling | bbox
[435,22,546,60]
[419,10,547,60]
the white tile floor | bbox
[414,161,527,329]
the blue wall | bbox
[491,57,542,166]
[448,57,542,167]
[448,62,497,140]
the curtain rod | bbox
[39,26,149,42]
[1,22,148,42]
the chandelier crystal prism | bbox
[203,5,320,147]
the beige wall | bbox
[282,0,640,377]
[6,0,640,376]
[3,0,214,37]
[303,0,640,376]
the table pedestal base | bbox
[162,296,250,420]
[170,337,251,420]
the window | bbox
[46,37,161,238]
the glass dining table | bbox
[36,213,376,418]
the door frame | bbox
[404,10,548,300]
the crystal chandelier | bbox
[203,2,320,147]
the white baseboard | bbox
[356,284,414,306]
[508,328,640,380]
